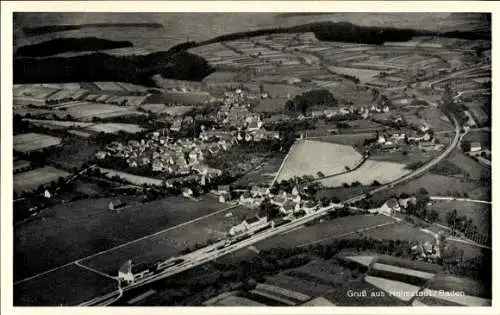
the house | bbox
[229,215,268,236]
[377,135,386,144]
[386,198,401,213]
[251,186,270,198]
[247,116,263,132]
[118,260,134,283]
[218,185,230,195]
[182,188,193,198]
[302,200,318,213]
[239,191,254,204]
[281,200,300,214]
[470,142,482,152]
[108,199,126,211]
[271,195,287,207]
[44,190,52,199]
[399,197,417,209]
[218,192,232,204]
[95,151,108,160]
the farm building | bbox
[118,260,134,283]
[218,192,232,204]
[13,160,31,174]
[229,216,268,236]
[108,199,126,211]
[470,142,482,152]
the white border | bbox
[1,2,497,315]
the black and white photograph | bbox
[3,2,495,310]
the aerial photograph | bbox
[11,11,491,307]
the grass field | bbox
[232,155,284,187]
[462,130,491,149]
[350,222,435,243]
[314,186,367,202]
[63,102,134,120]
[14,166,71,193]
[319,160,410,188]
[14,263,117,306]
[163,91,212,104]
[14,195,231,281]
[276,140,362,182]
[80,203,252,274]
[25,119,94,128]
[313,132,375,148]
[255,215,396,251]
[85,123,144,134]
[370,173,482,203]
[46,137,100,169]
[327,66,380,83]
[369,149,440,166]
[447,149,490,181]
[429,200,491,234]
[14,133,62,153]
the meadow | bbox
[14,166,71,193]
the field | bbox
[255,215,396,251]
[15,201,254,306]
[428,200,491,234]
[253,98,286,113]
[46,137,100,169]
[325,279,408,306]
[163,91,212,104]
[313,132,376,148]
[364,275,421,302]
[275,140,362,182]
[14,263,117,306]
[63,102,137,120]
[80,204,251,274]
[350,222,435,243]
[14,166,71,193]
[14,133,62,153]
[319,160,410,188]
[327,66,380,83]
[370,173,482,203]
[14,195,231,281]
[232,155,284,187]
[98,168,163,186]
[85,123,144,134]
[25,119,94,128]
[462,130,491,149]
[314,186,367,202]
[447,149,490,181]
[370,149,440,165]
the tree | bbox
[446,209,459,235]
[418,187,429,195]
[316,171,325,178]
[371,180,381,187]
[427,209,440,223]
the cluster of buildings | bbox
[310,104,390,120]
[96,134,227,177]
